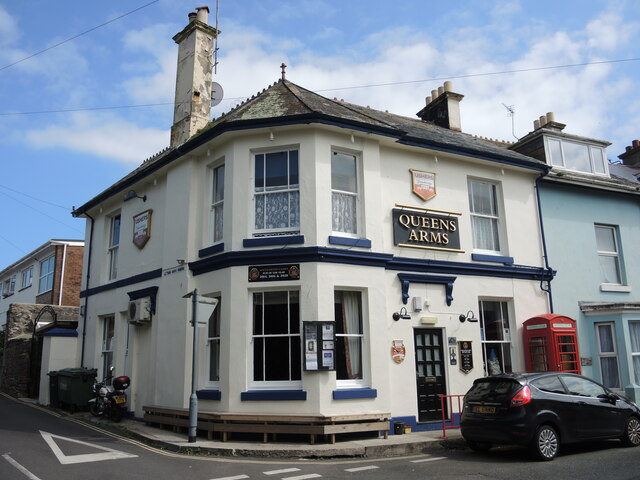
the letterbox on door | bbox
[523,314,581,374]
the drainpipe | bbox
[80,212,95,368]
[58,243,67,306]
[535,172,554,313]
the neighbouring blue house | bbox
[511,115,640,400]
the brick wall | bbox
[61,246,83,306]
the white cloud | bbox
[25,112,168,166]
[0,5,18,47]
[586,12,635,52]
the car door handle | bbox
[577,401,587,406]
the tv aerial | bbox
[502,103,518,140]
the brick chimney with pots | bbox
[618,140,640,167]
[416,81,464,131]
[170,6,220,148]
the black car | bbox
[460,372,640,460]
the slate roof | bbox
[74,79,548,215]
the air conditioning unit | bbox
[128,297,151,325]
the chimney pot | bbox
[539,115,547,126]
[426,96,431,105]
[431,89,438,100]
[546,111,555,123]
[196,6,210,23]
[437,86,444,96]
[188,12,197,22]
[627,146,632,152]
[633,140,640,148]
[534,119,540,130]
[444,81,453,92]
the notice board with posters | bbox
[303,321,336,371]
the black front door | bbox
[414,328,447,422]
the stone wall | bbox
[1,303,79,397]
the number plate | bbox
[113,395,126,404]
[473,405,496,414]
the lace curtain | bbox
[255,191,300,230]
[332,192,356,234]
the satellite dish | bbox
[211,82,224,107]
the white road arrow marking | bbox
[40,431,138,464]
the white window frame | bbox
[38,256,54,293]
[209,162,225,245]
[478,299,513,376]
[595,224,623,286]
[101,315,115,383]
[108,214,121,281]
[206,296,222,388]
[3,276,16,297]
[629,321,640,385]
[468,179,505,255]
[334,289,367,388]
[595,322,621,390]
[331,150,362,237]
[545,136,609,175]
[21,266,33,289]
[252,149,300,236]
[250,290,302,389]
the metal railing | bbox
[438,394,464,439]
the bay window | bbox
[38,256,55,293]
[331,151,360,235]
[207,296,221,385]
[254,150,299,235]
[252,291,301,385]
[210,164,224,244]
[596,322,620,389]
[334,290,364,383]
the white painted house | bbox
[72,7,552,432]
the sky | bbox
[0,0,639,270]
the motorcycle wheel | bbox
[109,405,123,422]
[89,401,101,417]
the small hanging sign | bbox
[458,340,473,373]
[391,340,406,364]
[133,209,152,249]
[410,169,436,201]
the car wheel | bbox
[467,440,492,452]
[621,416,640,447]
[531,425,559,461]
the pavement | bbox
[76,412,466,459]
[15,396,466,459]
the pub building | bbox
[71,7,552,436]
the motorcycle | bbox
[88,366,131,422]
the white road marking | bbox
[264,468,301,475]
[282,475,322,480]
[40,430,138,464]
[209,476,250,480]
[2,454,43,480]
[410,456,446,463]
[344,465,379,472]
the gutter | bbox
[535,171,555,312]
[78,212,95,368]
[58,243,67,305]
[73,113,547,216]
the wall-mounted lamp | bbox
[124,190,147,202]
[393,307,411,321]
[269,130,275,141]
[459,310,478,323]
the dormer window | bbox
[545,137,608,175]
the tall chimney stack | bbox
[416,81,464,131]
[170,6,220,147]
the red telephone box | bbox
[523,314,581,374]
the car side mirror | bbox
[598,392,618,405]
